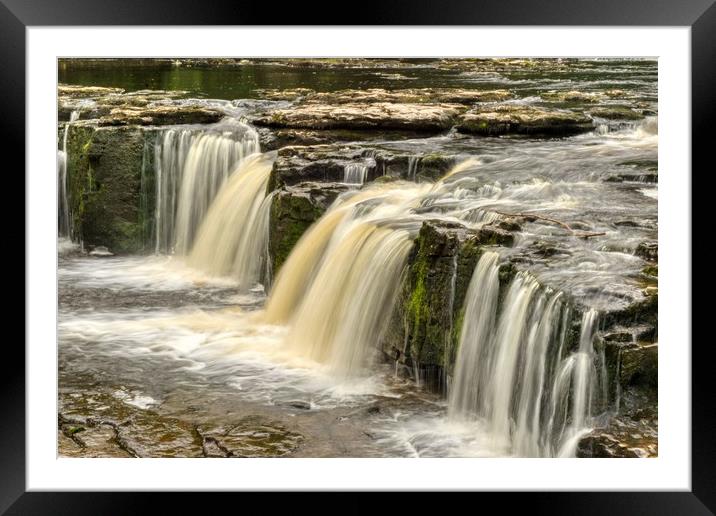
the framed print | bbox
[8,0,713,512]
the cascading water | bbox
[262,180,435,377]
[58,111,80,238]
[153,123,260,254]
[287,225,413,376]
[407,155,420,181]
[448,253,603,457]
[554,309,600,457]
[343,161,372,185]
[187,152,274,289]
[448,251,501,419]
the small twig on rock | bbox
[493,210,607,239]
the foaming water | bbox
[59,293,392,410]
[58,237,81,256]
[59,255,239,293]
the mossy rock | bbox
[65,124,156,253]
[383,219,510,392]
[589,106,643,121]
[268,183,349,278]
[456,105,594,137]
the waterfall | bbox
[487,273,542,444]
[153,124,260,254]
[448,251,501,419]
[58,110,80,238]
[264,182,431,325]
[343,163,369,185]
[187,153,274,289]
[288,225,413,376]
[555,309,599,457]
[407,155,420,181]
[263,208,350,324]
[449,256,602,457]
[262,179,436,377]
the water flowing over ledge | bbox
[187,152,274,289]
[154,122,260,254]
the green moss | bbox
[65,125,155,253]
[65,124,95,239]
[407,258,428,336]
[642,264,658,277]
[269,190,325,276]
[399,223,484,379]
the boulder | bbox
[635,241,658,262]
[268,146,369,190]
[541,90,603,103]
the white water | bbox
[447,255,602,457]
[448,251,500,419]
[187,153,274,289]
[58,110,80,238]
[555,309,599,457]
[153,123,260,254]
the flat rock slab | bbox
[540,90,603,103]
[59,84,194,122]
[98,105,225,126]
[196,417,304,457]
[58,84,125,97]
[456,105,594,136]
[254,102,466,132]
[588,106,643,120]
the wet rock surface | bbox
[59,84,192,122]
[384,219,509,391]
[589,106,643,121]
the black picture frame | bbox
[6,0,712,512]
